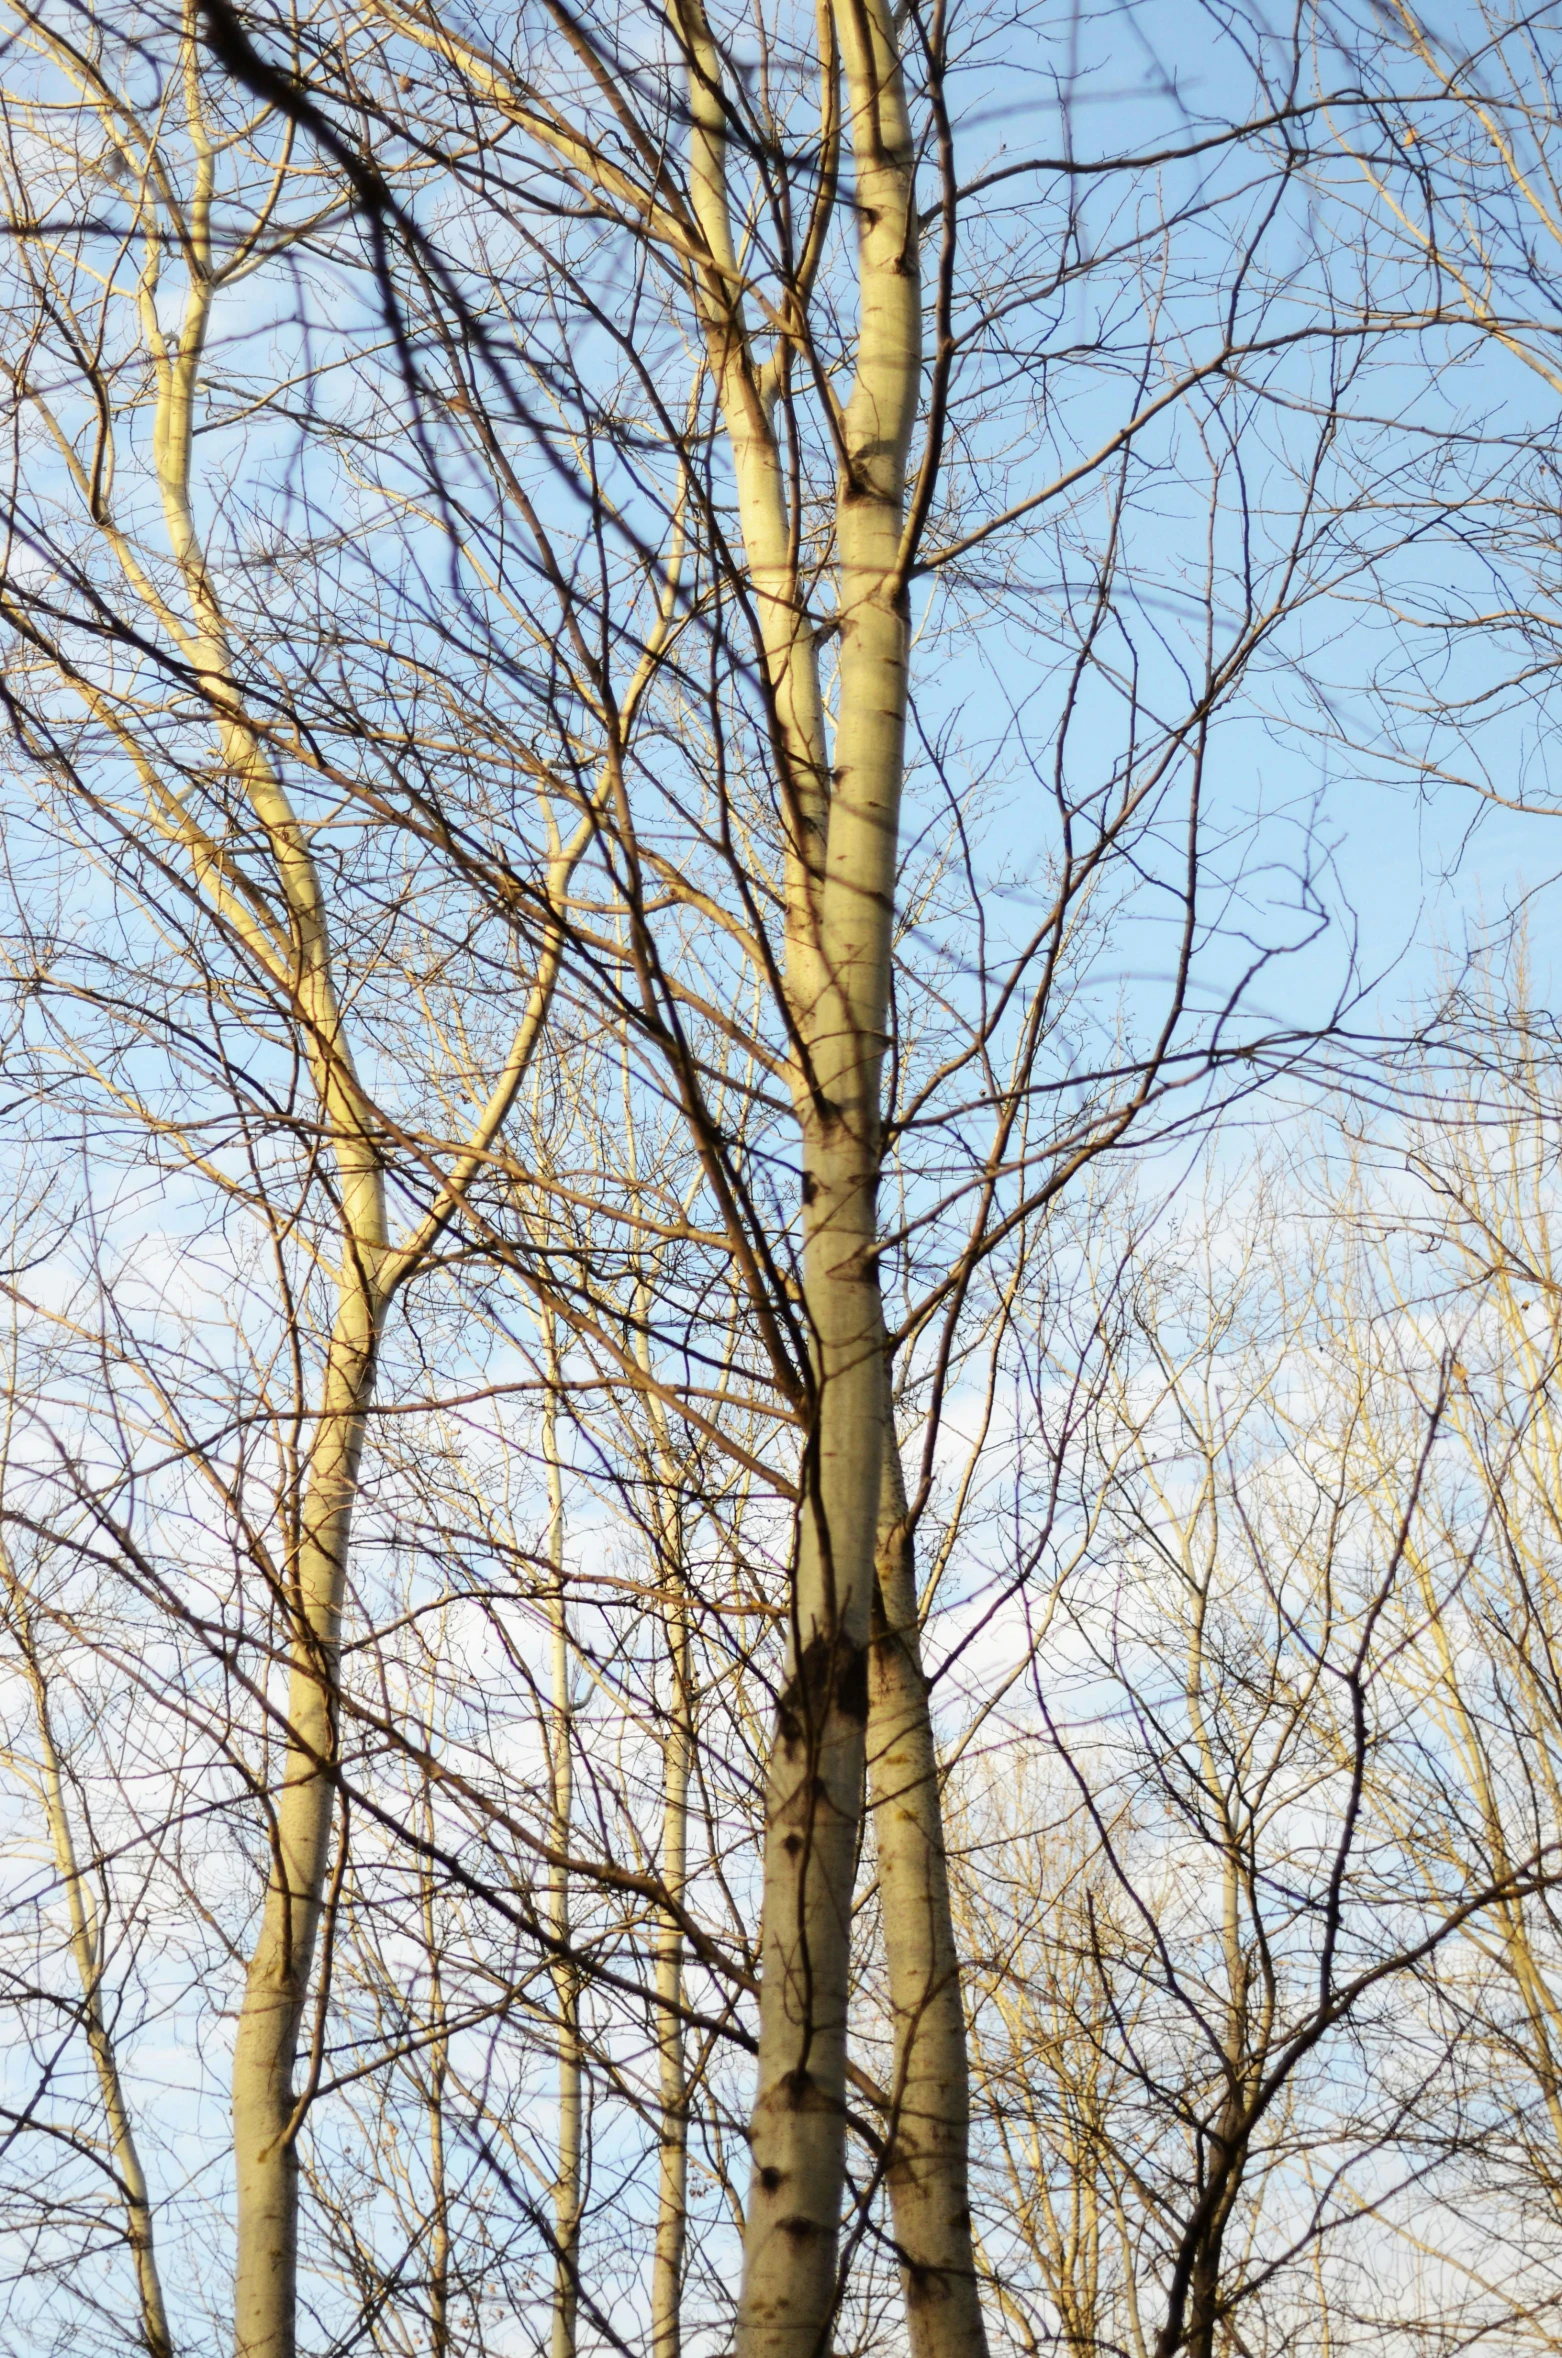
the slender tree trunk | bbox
[119,80,396,2352]
[428,2038,451,2358]
[2,1569,174,2358]
[736,2,921,2347]
[231,1270,382,2358]
[651,1556,692,2358]
[543,1326,583,2358]
[661,0,925,2338]
[10,44,578,2351]
[1160,2099,1247,2358]
[868,1427,989,2358]
[628,1237,693,2358]
[422,1788,452,2358]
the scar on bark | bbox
[778,1631,869,1752]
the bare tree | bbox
[0,1535,174,2358]
[949,1163,1562,2358]
[0,0,1460,2353]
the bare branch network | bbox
[4,1,1562,2355]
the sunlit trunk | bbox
[231,1276,381,2358]
[868,1427,989,2358]
[734,0,921,2344]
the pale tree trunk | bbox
[628,1212,694,2358]
[867,1424,989,2358]
[249,0,966,2343]
[10,37,593,2351]
[666,0,950,2342]
[219,668,385,2358]
[428,2034,451,2358]
[226,926,571,2358]
[129,68,577,2346]
[650,1471,692,2358]
[0,1561,173,2358]
[220,821,582,2358]
[106,67,391,2354]
[543,1320,583,2358]
[421,1782,452,2358]
[215,686,386,2358]
[231,1255,383,2358]
[729,0,923,2345]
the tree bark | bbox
[868,1429,989,2358]
[651,1568,692,2358]
[423,1821,452,2358]
[118,98,394,2355]
[231,1263,382,2358]
[735,0,921,2346]
[543,1330,583,2358]
[7,39,584,2351]
[628,1245,693,2358]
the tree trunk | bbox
[543,1334,583,2358]
[127,126,395,2357]
[651,1568,692,2358]
[231,1276,381,2358]
[422,1782,452,2358]
[735,0,921,2345]
[868,1429,989,2358]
